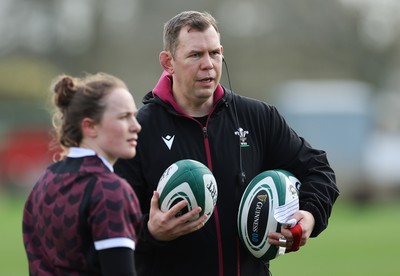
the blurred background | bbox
[1,0,399,275]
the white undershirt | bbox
[67,147,114,172]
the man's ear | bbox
[160,51,174,74]
[81,118,97,138]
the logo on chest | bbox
[162,135,175,150]
[235,128,250,148]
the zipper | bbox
[202,126,208,138]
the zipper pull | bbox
[202,127,208,138]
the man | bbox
[115,10,339,276]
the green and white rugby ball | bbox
[157,159,218,223]
[237,170,300,262]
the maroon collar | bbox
[152,70,224,114]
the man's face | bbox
[170,25,223,105]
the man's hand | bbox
[147,191,208,241]
[268,210,315,252]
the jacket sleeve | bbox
[98,248,137,276]
[290,137,338,237]
[115,153,168,251]
[265,105,339,237]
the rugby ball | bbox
[157,159,218,223]
[237,170,300,262]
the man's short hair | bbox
[163,10,220,57]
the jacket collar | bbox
[152,70,225,114]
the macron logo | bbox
[162,135,175,150]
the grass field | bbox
[0,192,28,276]
[1,192,399,275]
[272,198,400,275]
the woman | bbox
[22,72,142,275]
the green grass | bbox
[0,192,28,276]
[1,193,399,275]
[272,198,400,275]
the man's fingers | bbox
[165,199,203,222]
[149,191,161,215]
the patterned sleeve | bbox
[88,173,142,251]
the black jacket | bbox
[115,72,339,276]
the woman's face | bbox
[94,87,141,164]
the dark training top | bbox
[23,153,142,275]
[115,72,339,276]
